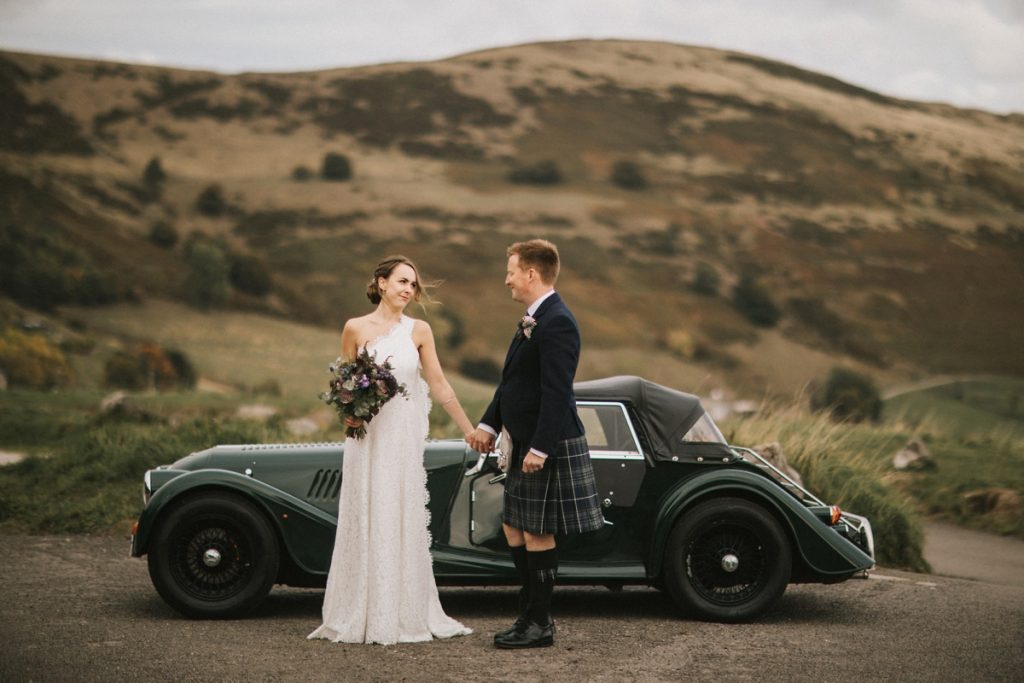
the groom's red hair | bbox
[508,239,560,284]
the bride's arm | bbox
[340,319,359,361]
[413,320,474,438]
[339,319,363,429]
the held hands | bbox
[466,428,495,454]
[344,416,364,429]
[522,452,546,474]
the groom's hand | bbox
[467,428,495,453]
[522,452,546,474]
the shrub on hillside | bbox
[104,343,196,390]
[732,274,780,327]
[229,254,272,297]
[811,367,882,423]
[195,184,228,216]
[291,165,313,181]
[165,349,197,388]
[610,160,648,190]
[0,329,75,389]
[321,153,352,181]
[142,156,166,187]
[148,220,178,248]
[184,242,230,309]
[691,261,720,296]
[507,160,562,185]
[0,223,120,310]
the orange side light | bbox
[830,506,842,525]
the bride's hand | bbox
[344,416,364,429]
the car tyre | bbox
[663,497,791,622]
[148,491,280,618]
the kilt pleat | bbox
[503,435,605,535]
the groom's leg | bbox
[524,532,557,626]
[503,527,530,618]
[494,525,530,640]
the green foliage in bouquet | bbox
[321,346,408,439]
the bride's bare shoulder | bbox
[342,315,374,333]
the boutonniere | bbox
[519,315,538,339]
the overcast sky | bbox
[1,0,1022,114]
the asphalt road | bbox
[1,533,1023,682]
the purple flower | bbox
[321,345,409,439]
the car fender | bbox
[649,468,874,578]
[133,468,336,575]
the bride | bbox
[308,255,474,645]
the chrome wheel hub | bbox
[202,548,223,568]
[720,553,740,573]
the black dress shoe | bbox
[493,615,529,642]
[494,620,554,649]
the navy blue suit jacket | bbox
[481,292,585,457]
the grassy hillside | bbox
[1,41,1023,398]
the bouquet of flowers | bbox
[321,346,408,439]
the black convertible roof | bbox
[574,376,707,458]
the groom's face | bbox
[505,255,532,304]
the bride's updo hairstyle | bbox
[366,255,431,304]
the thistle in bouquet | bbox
[321,346,408,439]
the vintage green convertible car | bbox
[130,376,874,622]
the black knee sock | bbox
[526,548,558,625]
[509,544,530,616]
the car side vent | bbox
[307,469,342,500]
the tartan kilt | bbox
[503,435,605,535]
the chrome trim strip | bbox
[730,445,827,506]
[589,450,644,461]
[732,446,876,567]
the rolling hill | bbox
[2,40,1022,396]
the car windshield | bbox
[681,413,727,444]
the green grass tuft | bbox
[725,406,930,572]
[0,417,288,535]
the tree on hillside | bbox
[507,160,562,185]
[811,368,882,423]
[195,184,228,216]
[230,254,272,297]
[143,156,167,187]
[321,153,352,181]
[610,160,648,190]
[184,242,230,309]
[148,220,178,249]
[732,273,780,327]
[691,261,720,296]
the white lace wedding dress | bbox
[308,315,472,645]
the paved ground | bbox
[923,521,1024,586]
[1,528,1023,682]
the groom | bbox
[468,239,604,649]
